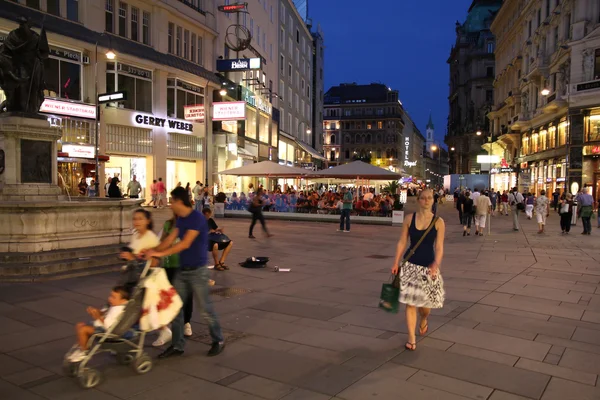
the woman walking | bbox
[391,189,446,351]
[559,193,574,234]
[501,191,509,216]
[461,191,473,236]
[525,193,535,220]
[534,190,550,234]
[248,187,273,239]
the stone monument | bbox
[0,18,140,279]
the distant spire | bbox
[426,112,434,130]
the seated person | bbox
[69,286,130,362]
[202,208,233,271]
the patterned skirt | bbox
[399,261,445,308]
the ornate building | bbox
[322,83,406,172]
[445,0,502,175]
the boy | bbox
[69,286,130,362]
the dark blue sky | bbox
[309,0,472,145]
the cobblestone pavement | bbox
[1,201,600,399]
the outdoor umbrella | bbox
[316,161,401,180]
[218,160,316,178]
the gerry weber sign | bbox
[133,114,194,133]
[216,58,261,72]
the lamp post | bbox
[431,145,442,187]
[94,35,115,197]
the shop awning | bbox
[317,161,402,180]
[295,140,327,161]
[219,160,316,178]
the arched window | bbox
[366,134,372,143]
[345,135,350,144]
[356,135,362,144]
[376,134,382,143]
[330,134,336,144]
[345,150,350,159]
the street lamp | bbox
[219,89,227,96]
[476,130,482,136]
[540,88,550,96]
[94,35,116,197]
[430,145,441,186]
[450,147,455,151]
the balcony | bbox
[526,54,549,79]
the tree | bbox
[383,180,399,194]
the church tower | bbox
[426,113,435,157]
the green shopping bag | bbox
[379,279,399,313]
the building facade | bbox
[323,83,406,173]
[445,0,502,176]
[1,0,219,200]
[400,111,426,181]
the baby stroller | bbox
[63,260,154,389]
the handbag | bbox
[392,216,439,289]
[378,277,400,313]
[208,232,231,243]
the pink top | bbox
[156,181,166,194]
[150,183,158,195]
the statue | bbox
[0,17,49,115]
[582,48,595,81]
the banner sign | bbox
[183,105,205,122]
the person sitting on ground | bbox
[69,286,130,362]
[202,208,233,271]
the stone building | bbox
[401,111,426,181]
[445,0,502,175]
[322,83,406,172]
[489,0,598,196]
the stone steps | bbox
[0,245,124,282]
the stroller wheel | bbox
[132,354,153,374]
[78,368,102,389]
[116,353,134,365]
[62,359,78,377]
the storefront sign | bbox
[404,160,417,167]
[403,135,416,168]
[546,178,554,183]
[300,162,314,170]
[39,98,96,119]
[177,80,204,94]
[218,3,247,12]
[117,63,152,79]
[216,58,261,72]
[62,144,95,159]
[133,114,193,133]
[184,105,205,122]
[213,101,246,121]
[556,177,566,182]
[499,167,514,173]
[576,80,600,92]
[242,88,272,115]
[98,91,127,103]
[477,155,500,164]
[583,145,600,155]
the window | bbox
[537,9,541,27]
[296,29,299,43]
[26,0,40,9]
[47,0,60,15]
[296,71,299,89]
[564,14,571,40]
[184,30,189,59]
[191,33,196,63]
[106,62,152,112]
[296,48,299,66]
[45,56,82,101]
[167,78,204,119]
[250,18,254,38]
[320,68,323,79]
[486,90,493,102]
[67,0,79,21]
[487,41,494,53]
[595,49,600,80]
[528,19,532,38]
[301,100,304,117]
[131,7,139,41]
[176,26,182,56]
[118,2,127,38]
[197,36,203,65]
[280,108,285,130]
[263,33,266,50]
[168,23,174,54]
[270,5,273,22]
[307,85,310,98]
[331,134,336,144]
[280,55,284,75]
[486,66,494,77]
[288,87,292,107]
[301,79,305,90]
[142,11,150,45]
[545,0,550,18]
[106,0,114,33]
[257,26,261,47]
[270,43,273,61]
[377,121,383,129]
[279,80,284,100]
[289,38,293,56]
[280,27,285,48]
[288,63,292,77]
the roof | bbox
[318,161,401,180]
[219,161,315,178]
[0,1,220,85]
[324,83,394,105]
[426,113,434,130]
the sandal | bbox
[214,263,226,271]
[419,321,429,336]
[405,342,417,351]
[220,263,230,270]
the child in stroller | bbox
[63,259,156,389]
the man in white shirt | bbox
[470,189,481,227]
[105,177,112,198]
[363,189,374,202]
[127,175,142,199]
[192,181,203,211]
[508,187,524,231]
[475,192,492,236]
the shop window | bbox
[166,79,204,119]
[531,133,539,153]
[247,108,257,140]
[45,57,82,101]
[60,119,93,145]
[106,0,114,33]
[168,132,203,159]
[558,121,567,146]
[142,11,150,45]
[131,7,139,41]
[540,130,547,151]
[67,0,79,22]
[588,115,600,142]
[549,126,556,148]
[106,63,153,113]
[259,114,269,143]
[47,0,60,15]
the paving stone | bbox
[430,324,550,361]
[0,379,46,400]
[496,282,582,303]
[341,354,393,371]
[288,344,353,364]
[293,317,349,331]
[376,331,398,339]
[446,343,519,367]
[0,322,74,353]
[280,388,331,400]
[250,300,349,321]
[240,308,302,323]
[581,310,600,323]
[541,377,600,400]
[3,367,55,387]
[164,355,238,382]
[219,313,309,339]
[337,324,386,338]
[515,358,596,386]
[96,367,190,399]
[229,375,295,399]
[488,391,534,400]
[474,323,537,340]
[238,335,300,352]
[495,307,550,321]
[547,316,600,332]
[572,327,600,346]
[543,354,561,365]
[535,334,600,356]
[391,346,549,399]
[479,293,584,320]
[293,363,370,396]
[549,345,565,356]
[29,376,122,400]
[0,354,33,377]
[408,370,493,400]
[283,327,401,353]
[216,372,249,386]
[418,337,454,350]
[559,348,600,375]
[445,319,480,329]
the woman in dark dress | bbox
[391,189,446,351]
[108,177,122,198]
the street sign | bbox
[218,3,247,12]
[216,58,261,72]
[98,91,126,104]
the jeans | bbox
[165,268,193,324]
[461,213,472,228]
[582,217,592,234]
[249,211,268,236]
[560,213,572,233]
[340,209,351,231]
[502,202,509,215]
[171,267,223,350]
[194,200,202,212]
[458,209,463,224]
[512,208,520,230]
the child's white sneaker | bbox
[68,348,88,362]
[152,327,172,347]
